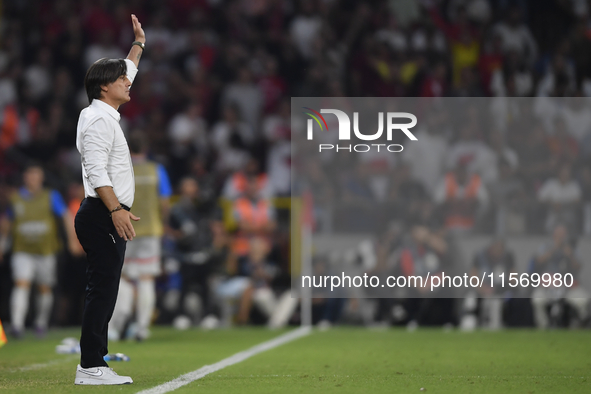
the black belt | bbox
[84,197,131,211]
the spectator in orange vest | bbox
[0,87,40,177]
[232,175,276,257]
[0,104,40,152]
[433,159,489,231]
[223,157,273,200]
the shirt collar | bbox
[91,99,121,122]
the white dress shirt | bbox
[76,59,138,208]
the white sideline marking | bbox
[136,327,311,394]
[9,355,78,372]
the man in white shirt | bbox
[73,15,145,386]
[493,7,537,65]
[538,165,582,233]
[402,126,448,194]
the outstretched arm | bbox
[126,14,145,68]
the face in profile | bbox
[103,74,132,105]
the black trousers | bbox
[74,197,128,368]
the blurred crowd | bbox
[1,0,591,332]
[308,221,589,330]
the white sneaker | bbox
[200,314,220,330]
[316,319,332,332]
[74,364,133,385]
[108,329,120,342]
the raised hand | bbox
[131,14,145,43]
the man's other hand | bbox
[112,209,140,241]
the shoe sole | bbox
[75,378,132,385]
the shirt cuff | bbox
[88,173,113,190]
[124,59,138,84]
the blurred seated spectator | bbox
[24,47,52,105]
[222,157,272,201]
[427,5,480,87]
[478,33,504,96]
[399,224,450,328]
[410,23,447,55]
[175,28,218,74]
[420,61,449,97]
[516,123,554,191]
[143,14,174,55]
[530,224,589,328]
[446,0,492,25]
[367,223,404,325]
[168,102,208,156]
[258,57,286,115]
[223,237,296,328]
[356,153,397,205]
[386,164,430,224]
[450,66,484,97]
[289,0,322,60]
[462,239,515,330]
[168,101,208,179]
[537,164,581,234]
[0,87,40,152]
[570,19,591,91]
[445,123,495,181]
[222,67,263,132]
[340,163,378,206]
[169,177,227,325]
[300,158,335,232]
[0,61,17,111]
[546,117,579,166]
[492,6,537,65]
[434,160,489,232]
[211,105,254,173]
[561,95,591,144]
[375,14,407,53]
[263,99,291,196]
[187,157,219,207]
[0,86,41,177]
[235,238,276,323]
[211,251,249,327]
[373,58,406,98]
[489,51,533,97]
[262,98,291,143]
[484,130,519,184]
[537,53,576,98]
[232,175,276,258]
[402,112,449,194]
[489,158,528,234]
[83,29,124,68]
[400,225,448,287]
[336,161,383,231]
[579,167,591,235]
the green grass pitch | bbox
[0,327,590,393]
